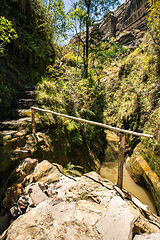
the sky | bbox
[64,0,126,12]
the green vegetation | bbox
[35,54,107,172]
[0,0,55,119]
[68,0,120,77]
[63,162,83,177]
[34,0,159,176]
[102,1,160,177]
[0,16,18,54]
[44,0,68,42]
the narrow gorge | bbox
[0,0,160,239]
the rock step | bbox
[4,136,26,151]
[20,85,36,92]
[18,99,37,109]
[18,90,36,99]
[15,109,32,118]
[10,148,31,162]
[1,130,27,141]
[0,117,32,131]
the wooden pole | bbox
[31,107,153,138]
[30,106,153,190]
[117,133,125,189]
[31,108,36,134]
[158,124,160,143]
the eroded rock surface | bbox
[126,154,160,216]
[133,233,160,240]
[0,167,160,240]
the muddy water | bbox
[100,161,157,215]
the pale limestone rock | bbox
[21,158,38,176]
[75,200,102,225]
[12,158,38,182]
[1,172,159,240]
[24,160,61,184]
[25,183,48,206]
[133,233,160,240]
[96,196,137,240]
[0,200,102,240]
[84,171,103,182]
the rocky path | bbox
[0,160,160,240]
[0,85,38,229]
[0,86,160,239]
[17,85,37,117]
[0,85,37,180]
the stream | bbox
[100,161,157,215]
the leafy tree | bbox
[0,16,18,55]
[43,0,68,42]
[69,0,120,77]
[68,5,87,74]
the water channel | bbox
[100,161,157,215]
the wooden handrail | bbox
[31,106,153,190]
[31,107,153,138]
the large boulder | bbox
[2,160,62,209]
[0,171,160,239]
[133,233,160,240]
[24,160,62,185]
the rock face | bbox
[98,0,148,40]
[134,233,160,240]
[0,166,160,239]
[114,0,148,35]
[71,0,149,47]
[96,196,136,240]
[126,154,160,216]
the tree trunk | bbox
[84,2,90,78]
[84,23,89,78]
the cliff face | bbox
[71,0,149,47]
[98,0,149,40]
[115,0,149,35]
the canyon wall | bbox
[98,0,149,40]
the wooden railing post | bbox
[31,108,36,134]
[117,132,125,189]
[158,124,160,143]
[30,107,153,189]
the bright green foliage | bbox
[44,0,68,41]
[104,41,159,129]
[68,5,87,33]
[89,38,128,80]
[36,51,107,171]
[68,0,120,77]
[75,0,120,22]
[103,32,160,176]
[0,16,18,54]
[148,0,160,53]
[0,0,55,119]
[63,162,83,177]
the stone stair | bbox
[0,85,38,183]
[17,85,37,117]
